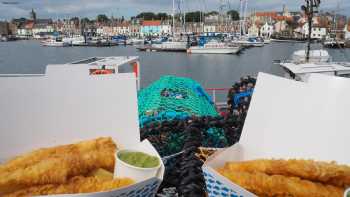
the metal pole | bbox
[239,0,243,36]
[183,0,186,33]
[172,0,175,36]
[244,0,248,35]
[306,1,313,62]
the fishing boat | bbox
[323,38,345,48]
[278,0,350,81]
[41,37,70,47]
[291,50,330,63]
[231,37,264,47]
[187,40,241,54]
[151,41,188,51]
[63,36,86,46]
[126,38,144,45]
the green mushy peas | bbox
[118,151,159,168]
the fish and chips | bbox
[217,159,350,197]
[0,137,135,196]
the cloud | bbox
[0,0,348,20]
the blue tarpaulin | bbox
[233,89,253,107]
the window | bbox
[313,34,316,36]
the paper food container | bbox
[202,73,349,197]
[0,64,164,197]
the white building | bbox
[274,20,288,33]
[32,24,54,36]
[248,23,260,37]
[302,23,327,39]
[96,27,104,36]
[203,24,216,33]
[260,22,274,38]
[116,25,130,35]
[345,24,350,40]
[160,24,171,35]
[17,28,32,37]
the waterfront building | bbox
[115,22,130,35]
[96,26,110,36]
[82,24,97,37]
[345,22,350,40]
[130,18,141,37]
[274,20,288,33]
[141,20,161,36]
[0,21,9,36]
[203,23,216,33]
[302,23,327,40]
[255,12,277,24]
[248,22,260,37]
[17,20,34,38]
[185,22,203,34]
[260,22,274,38]
[59,19,80,36]
[160,22,171,35]
[8,23,17,35]
[32,19,54,39]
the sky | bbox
[0,0,349,20]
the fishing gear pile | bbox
[177,119,206,197]
[227,76,256,118]
[138,75,218,127]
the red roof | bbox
[273,16,293,22]
[348,21,350,31]
[25,21,34,29]
[142,20,161,26]
[256,12,277,18]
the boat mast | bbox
[183,0,186,33]
[172,0,175,36]
[239,0,243,36]
[301,0,321,62]
[243,0,248,35]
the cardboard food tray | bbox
[0,64,164,197]
[203,73,349,197]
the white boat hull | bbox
[151,42,187,50]
[232,40,264,47]
[41,41,69,47]
[187,47,240,54]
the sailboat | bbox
[187,37,241,54]
[150,0,188,51]
[231,0,264,47]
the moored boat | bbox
[187,40,241,54]
[41,37,70,47]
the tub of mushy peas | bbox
[115,150,161,182]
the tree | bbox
[185,11,202,22]
[80,17,91,25]
[157,13,169,20]
[70,17,80,24]
[227,10,240,21]
[136,12,157,20]
[96,14,109,23]
[205,11,219,16]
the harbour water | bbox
[1,40,350,101]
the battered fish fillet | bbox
[217,168,344,197]
[224,159,350,188]
[0,137,117,194]
[3,176,135,197]
[0,137,116,173]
